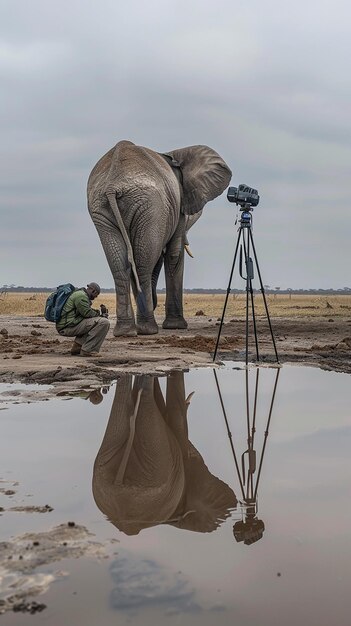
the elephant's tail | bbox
[106,191,147,315]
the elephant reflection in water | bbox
[93,372,237,535]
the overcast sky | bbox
[1,0,350,289]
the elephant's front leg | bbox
[97,226,137,336]
[162,220,188,330]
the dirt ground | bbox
[1,310,351,403]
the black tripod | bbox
[213,208,279,364]
[214,366,280,544]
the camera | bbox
[233,517,265,545]
[100,304,109,318]
[227,184,259,209]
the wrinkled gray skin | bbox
[93,372,237,535]
[87,140,232,335]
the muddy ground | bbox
[1,313,351,402]
[1,312,351,615]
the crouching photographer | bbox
[55,282,110,357]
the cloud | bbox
[109,553,201,613]
[0,0,350,288]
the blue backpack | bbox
[44,283,75,322]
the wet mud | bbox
[0,315,351,404]
[0,522,109,615]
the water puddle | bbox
[0,364,350,625]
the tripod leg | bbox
[245,367,251,499]
[213,228,242,361]
[254,367,280,500]
[248,229,279,363]
[243,230,260,361]
[249,368,259,501]
[244,240,250,366]
[213,369,245,500]
[244,231,250,366]
[249,279,259,360]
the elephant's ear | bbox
[168,442,237,533]
[165,145,232,215]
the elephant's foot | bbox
[114,320,137,337]
[136,316,159,335]
[162,316,188,329]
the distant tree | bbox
[287,287,293,300]
[0,286,8,299]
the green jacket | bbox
[56,289,100,330]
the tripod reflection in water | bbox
[214,366,280,545]
[93,372,237,535]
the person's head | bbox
[86,282,101,300]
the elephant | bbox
[92,371,237,536]
[87,140,232,336]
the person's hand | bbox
[100,304,109,318]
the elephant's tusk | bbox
[185,244,194,258]
[185,391,195,406]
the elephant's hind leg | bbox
[131,279,159,335]
[135,254,162,333]
[136,315,159,335]
[97,226,137,336]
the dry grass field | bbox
[1,291,351,319]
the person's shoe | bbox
[79,350,101,358]
[71,341,82,355]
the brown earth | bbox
[1,309,351,403]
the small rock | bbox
[67,521,75,527]
[195,310,205,316]
[12,355,22,359]
[0,328,8,336]
[218,336,228,345]
[30,330,42,336]
[12,601,46,614]
[336,342,348,350]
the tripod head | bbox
[227,184,258,228]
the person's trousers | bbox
[58,317,110,353]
